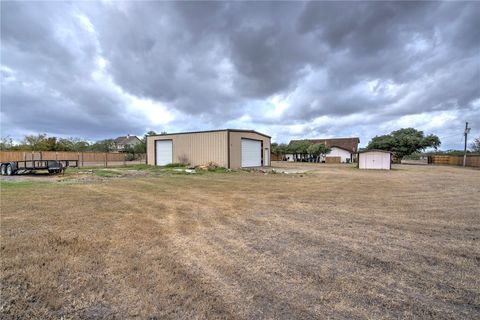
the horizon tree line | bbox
[0,131,161,153]
[1,128,478,158]
[272,128,479,160]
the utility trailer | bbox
[0,160,78,176]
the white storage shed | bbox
[358,150,392,170]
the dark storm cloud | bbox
[1,1,146,138]
[1,1,479,148]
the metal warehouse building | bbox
[146,129,271,169]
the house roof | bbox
[113,135,142,145]
[147,129,271,138]
[289,137,360,153]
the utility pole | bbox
[463,122,470,167]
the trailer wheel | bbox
[0,164,6,176]
[6,164,13,176]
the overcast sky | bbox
[1,1,479,148]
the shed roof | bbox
[358,149,392,154]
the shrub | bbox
[164,163,187,168]
[178,154,190,165]
[125,154,136,161]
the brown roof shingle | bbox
[113,135,142,145]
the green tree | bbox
[277,143,289,158]
[123,141,146,160]
[131,131,155,155]
[21,133,49,151]
[271,143,289,160]
[57,137,90,151]
[138,130,157,153]
[72,139,90,152]
[288,140,311,161]
[367,128,441,159]
[271,142,279,155]
[123,144,135,160]
[421,134,441,150]
[0,137,14,150]
[471,138,480,153]
[307,143,331,162]
[133,141,146,154]
[43,137,58,151]
[2,134,91,152]
[90,139,116,152]
[57,138,73,151]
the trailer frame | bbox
[0,160,78,176]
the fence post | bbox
[105,152,107,168]
[82,152,84,167]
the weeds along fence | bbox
[430,155,480,168]
[0,151,146,167]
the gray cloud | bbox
[1,1,479,148]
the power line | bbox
[439,133,463,140]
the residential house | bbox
[286,137,360,163]
[113,134,142,152]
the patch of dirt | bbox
[0,173,59,182]
[1,164,479,319]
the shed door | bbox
[363,152,385,169]
[156,140,172,166]
[364,153,377,169]
[241,139,261,167]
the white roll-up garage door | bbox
[156,140,172,166]
[241,139,261,167]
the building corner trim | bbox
[227,129,231,169]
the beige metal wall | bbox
[229,131,271,168]
[147,131,228,167]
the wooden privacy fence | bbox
[0,151,146,167]
[430,155,480,168]
[325,156,341,164]
[270,153,281,161]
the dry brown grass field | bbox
[1,163,479,319]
